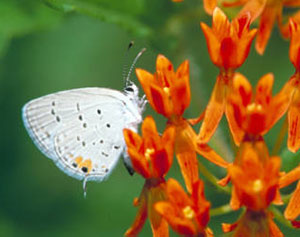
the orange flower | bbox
[222,140,283,236]
[222,209,283,237]
[228,142,281,211]
[137,55,228,193]
[279,166,300,222]
[124,116,175,179]
[283,19,300,152]
[200,7,257,71]
[155,178,212,236]
[226,73,290,145]
[123,116,175,236]
[222,0,300,54]
[203,0,217,14]
[198,8,256,143]
[136,54,190,120]
[289,18,300,71]
[286,77,300,153]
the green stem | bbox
[270,206,293,229]
[282,193,292,204]
[198,162,231,194]
[271,117,288,156]
[210,204,232,216]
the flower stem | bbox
[282,193,292,204]
[271,117,288,156]
[270,206,293,229]
[198,162,231,194]
[210,204,232,216]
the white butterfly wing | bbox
[22,88,142,182]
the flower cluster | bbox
[122,3,300,237]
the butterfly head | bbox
[124,82,147,119]
[124,82,139,98]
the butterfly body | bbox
[22,85,145,182]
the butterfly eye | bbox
[124,86,134,93]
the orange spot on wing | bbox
[74,157,92,173]
[79,159,92,173]
[75,156,83,165]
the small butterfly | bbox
[22,47,146,194]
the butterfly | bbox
[22,47,146,193]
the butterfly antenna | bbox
[83,177,88,199]
[125,47,146,87]
[123,41,135,84]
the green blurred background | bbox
[1,0,299,236]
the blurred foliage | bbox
[43,0,152,37]
[0,0,300,236]
[0,0,62,58]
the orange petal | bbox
[200,22,221,67]
[142,116,160,149]
[128,147,150,178]
[255,73,273,105]
[152,149,171,178]
[156,54,173,71]
[150,84,172,117]
[125,195,148,236]
[289,18,300,69]
[155,202,196,236]
[204,0,217,15]
[226,73,252,145]
[235,20,257,69]
[175,123,199,193]
[137,66,172,117]
[255,5,279,54]
[218,173,231,186]
[279,166,300,188]
[222,0,247,7]
[136,68,156,106]
[226,97,245,145]
[205,227,214,237]
[156,54,174,87]
[230,186,241,210]
[175,150,199,194]
[268,218,284,237]
[236,0,267,23]
[278,6,300,38]
[192,180,211,228]
[220,37,236,70]
[285,181,300,220]
[123,128,142,149]
[148,205,169,237]
[162,125,176,166]
[196,143,229,168]
[188,110,205,125]
[199,76,226,143]
[267,94,290,136]
[273,189,283,205]
[222,222,238,233]
[232,72,252,106]
[166,178,192,208]
[283,0,300,6]
[288,102,300,152]
[146,181,169,237]
[212,7,230,33]
[172,60,191,116]
[266,85,290,130]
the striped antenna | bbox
[122,41,135,83]
[125,47,146,87]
